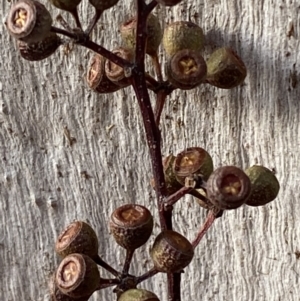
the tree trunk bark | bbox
[0,1,299,300]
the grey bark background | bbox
[0,0,299,300]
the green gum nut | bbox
[245,165,280,207]
[118,289,160,301]
[163,21,205,57]
[206,47,247,89]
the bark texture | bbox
[0,0,299,300]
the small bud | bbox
[166,49,207,90]
[110,204,153,250]
[55,253,100,299]
[6,0,52,43]
[163,21,204,57]
[206,47,247,89]
[245,165,280,206]
[17,32,61,61]
[206,166,251,210]
[86,53,121,93]
[118,289,160,301]
[150,230,194,273]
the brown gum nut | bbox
[55,221,99,259]
[206,47,247,89]
[89,0,120,11]
[104,47,133,87]
[163,21,204,57]
[110,204,153,250]
[120,13,162,56]
[173,147,213,185]
[206,166,251,210]
[55,253,100,299]
[118,288,160,301]
[17,32,61,61]
[86,53,120,93]
[150,230,194,273]
[6,0,52,43]
[166,49,207,90]
[245,165,280,206]
[163,154,183,194]
[49,0,82,12]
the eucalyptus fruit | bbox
[173,147,213,185]
[118,289,160,301]
[55,221,99,260]
[206,166,251,210]
[86,53,121,93]
[150,230,194,273]
[166,49,207,90]
[17,33,61,61]
[6,0,52,43]
[55,253,100,299]
[120,13,162,56]
[110,204,153,250]
[206,47,247,89]
[163,21,204,57]
[245,165,280,206]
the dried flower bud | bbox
[206,166,251,210]
[155,0,182,6]
[163,21,204,57]
[118,289,160,301]
[245,165,280,206]
[86,53,121,93]
[55,221,99,260]
[17,32,61,61]
[6,0,52,43]
[150,230,194,273]
[55,253,100,299]
[120,13,162,56]
[48,0,82,12]
[89,0,120,11]
[173,147,213,185]
[206,47,247,89]
[105,47,133,87]
[166,49,207,90]
[110,204,153,250]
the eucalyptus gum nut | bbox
[118,289,160,301]
[6,0,52,43]
[173,147,213,185]
[150,230,194,273]
[245,165,280,206]
[55,221,99,260]
[109,204,154,250]
[89,0,120,11]
[48,0,82,12]
[17,32,61,61]
[86,53,120,93]
[206,166,251,210]
[163,154,183,194]
[163,21,204,57]
[55,253,100,299]
[166,49,207,90]
[206,47,247,89]
[155,0,182,6]
[120,13,162,56]
[104,47,134,87]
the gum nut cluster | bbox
[52,221,101,300]
[5,0,62,61]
